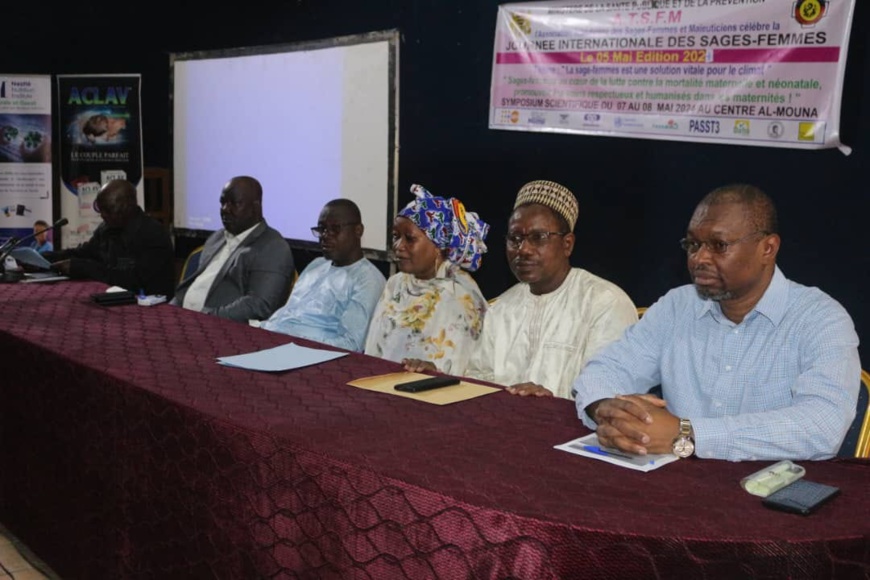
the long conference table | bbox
[0,280,868,579]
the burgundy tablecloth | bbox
[0,281,867,579]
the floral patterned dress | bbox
[364,261,487,373]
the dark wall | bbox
[5,1,868,364]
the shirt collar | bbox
[224,221,261,245]
[695,265,788,326]
[751,265,788,326]
[522,268,574,300]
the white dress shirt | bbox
[465,268,638,399]
[182,223,258,312]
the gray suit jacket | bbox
[172,221,294,322]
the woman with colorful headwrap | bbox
[364,184,489,374]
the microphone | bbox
[0,218,68,282]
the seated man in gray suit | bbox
[172,175,295,322]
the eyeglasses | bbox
[505,231,568,249]
[310,222,359,238]
[679,231,768,255]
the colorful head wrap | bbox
[514,180,578,231]
[397,184,489,272]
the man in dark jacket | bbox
[49,180,176,297]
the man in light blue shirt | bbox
[262,199,385,351]
[574,184,860,461]
[31,220,54,254]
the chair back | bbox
[179,245,204,284]
[275,269,299,309]
[837,369,870,458]
[854,370,870,458]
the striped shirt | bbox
[573,267,860,461]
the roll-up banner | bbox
[0,75,53,245]
[57,74,143,248]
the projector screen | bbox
[171,31,398,256]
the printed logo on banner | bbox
[558,114,570,125]
[767,121,785,139]
[101,170,127,185]
[792,0,828,27]
[582,113,601,128]
[733,120,751,135]
[0,79,36,102]
[652,119,680,131]
[498,110,522,125]
[614,117,644,129]
[688,119,720,134]
[509,13,532,35]
[798,122,821,141]
[529,112,546,125]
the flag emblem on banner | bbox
[792,0,828,27]
[798,122,820,141]
[509,13,532,35]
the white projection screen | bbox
[171,30,398,256]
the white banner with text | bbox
[0,75,53,244]
[489,0,856,153]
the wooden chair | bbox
[837,369,870,458]
[851,370,870,458]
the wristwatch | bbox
[672,418,695,458]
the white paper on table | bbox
[216,342,348,372]
[555,432,680,473]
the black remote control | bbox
[394,376,461,393]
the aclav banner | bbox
[0,75,52,245]
[57,74,143,248]
[490,0,856,153]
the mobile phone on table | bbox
[761,479,840,515]
[394,376,460,393]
